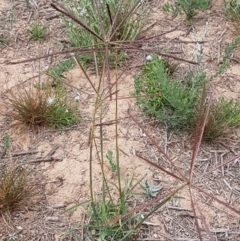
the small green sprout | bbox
[141,180,163,198]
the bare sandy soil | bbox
[0,0,240,240]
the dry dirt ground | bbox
[0,0,240,240]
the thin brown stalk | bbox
[107,41,199,64]
[195,199,215,241]
[115,63,122,199]
[7,45,104,65]
[73,56,97,93]
[89,61,105,202]
[136,24,180,41]
[104,44,112,99]
[93,0,106,37]
[136,152,186,182]
[194,186,240,216]
[198,152,240,179]
[189,188,203,241]
[106,3,113,26]
[189,88,213,181]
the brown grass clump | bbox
[7,87,50,129]
[6,84,80,130]
[0,163,31,211]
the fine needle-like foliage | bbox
[6,84,80,130]
[0,163,31,210]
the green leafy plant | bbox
[27,21,47,41]
[0,132,11,158]
[0,163,31,210]
[7,84,80,129]
[140,180,163,198]
[134,55,204,129]
[163,0,210,23]
[135,35,240,140]
[204,98,240,141]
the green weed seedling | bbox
[0,133,10,158]
[213,35,240,78]
[2,132,10,150]
[163,0,210,23]
[27,21,47,41]
[25,0,30,8]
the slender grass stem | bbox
[115,52,122,202]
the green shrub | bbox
[134,55,204,129]
[134,54,240,141]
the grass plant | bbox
[204,98,240,141]
[106,149,117,172]
[224,0,240,20]
[27,21,47,41]
[61,0,149,65]
[7,84,80,130]
[0,163,31,210]
[84,174,141,241]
